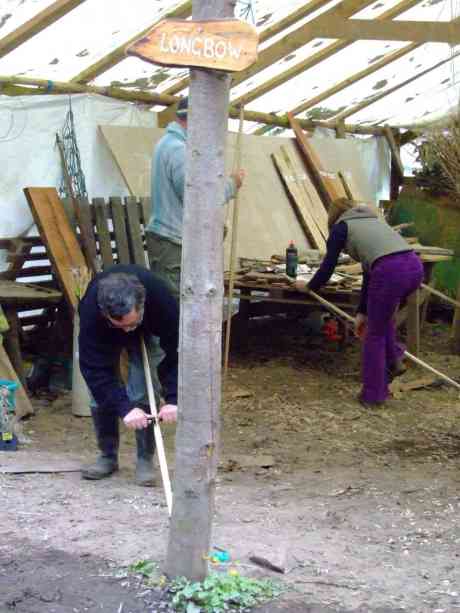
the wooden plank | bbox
[127,19,259,73]
[288,42,419,118]
[23,188,87,310]
[236,0,421,109]
[16,266,53,279]
[384,127,405,180]
[0,280,61,306]
[109,197,130,265]
[160,0,331,103]
[452,280,460,354]
[125,197,147,266]
[304,17,460,44]
[338,171,366,202]
[0,239,32,281]
[288,113,347,209]
[272,149,326,252]
[332,50,460,123]
[75,198,100,272]
[162,0,373,97]
[140,197,152,227]
[284,147,329,240]
[406,289,420,356]
[0,0,86,59]
[93,198,114,268]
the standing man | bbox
[145,96,245,297]
[78,265,179,487]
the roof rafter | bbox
[287,43,420,118]
[0,73,385,135]
[160,0,361,98]
[328,50,460,124]
[71,0,192,84]
[232,0,420,108]
[295,18,460,45]
[0,0,87,59]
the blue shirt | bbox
[147,121,236,244]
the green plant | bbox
[128,559,159,579]
[170,571,283,612]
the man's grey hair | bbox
[97,273,146,320]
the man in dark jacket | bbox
[78,264,179,486]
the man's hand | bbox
[354,313,367,339]
[232,169,246,190]
[158,404,177,423]
[123,407,150,430]
[293,279,309,292]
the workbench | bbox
[225,247,453,355]
[0,280,62,387]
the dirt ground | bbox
[2,315,460,613]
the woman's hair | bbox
[327,197,356,229]
[97,273,146,320]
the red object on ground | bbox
[322,319,342,342]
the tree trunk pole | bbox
[165,0,234,582]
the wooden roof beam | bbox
[233,0,420,108]
[327,50,460,124]
[0,74,386,135]
[0,0,87,59]
[71,0,192,84]
[302,17,460,44]
[287,42,420,118]
[286,10,460,122]
[160,0,373,99]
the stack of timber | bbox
[271,114,371,255]
[228,238,454,297]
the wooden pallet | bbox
[0,194,152,329]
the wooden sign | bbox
[126,19,258,72]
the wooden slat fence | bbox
[0,196,151,330]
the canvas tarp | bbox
[0,93,155,240]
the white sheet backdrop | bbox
[0,93,155,239]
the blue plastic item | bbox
[0,379,19,452]
[211,550,231,563]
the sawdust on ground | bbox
[1,317,460,612]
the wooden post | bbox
[406,289,420,356]
[453,280,460,354]
[389,128,403,201]
[165,0,234,583]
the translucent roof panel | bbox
[0,0,186,80]
[0,1,57,38]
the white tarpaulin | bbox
[0,93,155,239]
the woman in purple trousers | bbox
[295,198,424,409]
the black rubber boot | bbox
[81,408,119,480]
[135,422,156,487]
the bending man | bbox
[78,264,179,486]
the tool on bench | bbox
[141,338,173,516]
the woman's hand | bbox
[354,313,367,339]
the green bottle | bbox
[286,241,298,278]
